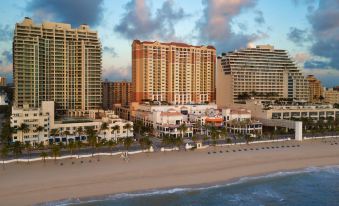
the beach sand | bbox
[1,139,339,206]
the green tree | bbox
[40,151,48,164]
[1,146,9,169]
[123,137,133,152]
[86,126,97,156]
[100,122,109,140]
[107,139,117,155]
[178,123,188,139]
[18,123,29,142]
[139,136,152,151]
[24,142,32,163]
[75,141,83,158]
[76,127,84,137]
[51,144,60,163]
[68,141,76,157]
[63,130,71,145]
[123,123,133,138]
[12,141,23,163]
[134,120,144,139]
[50,128,59,144]
[35,125,44,145]
[111,125,120,141]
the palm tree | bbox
[86,127,97,156]
[75,140,83,158]
[220,127,228,141]
[12,141,22,163]
[51,144,60,163]
[244,134,252,144]
[1,146,9,169]
[210,126,219,147]
[177,123,188,139]
[134,120,143,139]
[50,128,59,144]
[123,137,133,152]
[195,120,203,135]
[40,151,48,164]
[123,123,133,138]
[18,123,29,142]
[191,135,198,146]
[35,125,44,145]
[24,142,32,163]
[111,125,120,141]
[76,127,84,138]
[139,136,152,151]
[100,122,109,140]
[161,134,171,148]
[174,137,184,149]
[68,141,76,157]
[63,130,71,146]
[107,139,117,155]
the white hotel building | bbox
[11,101,133,145]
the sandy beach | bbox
[1,139,339,206]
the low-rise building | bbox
[222,108,262,135]
[10,101,133,145]
[0,76,6,86]
[306,75,324,103]
[0,90,8,105]
[235,100,339,121]
[133,103,218,137]
[324,88,339,104]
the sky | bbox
[0,0,338,87]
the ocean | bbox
[47,166,339,206]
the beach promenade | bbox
[0,139,339,206]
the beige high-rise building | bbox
[132,40,216,104]
[306,75,323,103]
[217,45,309,107]
[102,81,131,109]
[0,77,6,86]
[13,17,102,113]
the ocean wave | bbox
[42,165,339,206]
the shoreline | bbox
[44,164,339,206]
[1,139,339,206]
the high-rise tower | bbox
[132,40,216,104]
[13,17,102,113]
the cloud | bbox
[0,25,13,41]
[304,60,330,69]
[26,0,104,26]
[303,68,339,87]
[287,27,311,46]
[114,0,188,41]
[293,52,311,64]
[0,63,12,75]
[254,10,265,25]
[306,0,339,69]
[102,65,131,81]
[196,0,262,52]
[1,50,12,63]
[103,46,118,58]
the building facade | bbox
[10,101,133,145]
[132,40,216,105]
[235,100,339,121]
[13,17,102,113]
[324,88,339,104]
[222,108,262,135]
[306,75,323,103]
[0,77,6,86]
[103,81,131,110]
[133,103,219,137]
[217,45,309,107]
